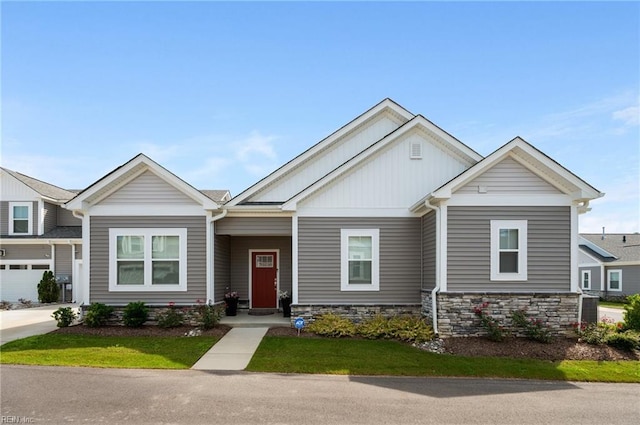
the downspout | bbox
[424,200,440,335]
[208,209,228,305]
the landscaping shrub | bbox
[156,302,184,328]
[195,300,221,329]
[123,301,149,327]
[623,294,640,331]
[83,303,114,327]
[52,306,77,327]
[511,309,553,343]
[357,315,392,339]
[386,316,434,344]
[473,303,505,342]
[606,331,640,351]
[37,270,59,303]
[307,313,356,337]
[573,321,614,345]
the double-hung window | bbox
[9,202,32,235]
[490,220,528,281]
[607,269,622,292]
[340,229,379,291]
[109,228,187,291]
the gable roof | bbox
[580,233,640,264]
[425,137,603,204]
[201,190,232,203]
[65,154,220,211]
[226,98,415,207]
[1,167,77,202]
[281,114,483,210]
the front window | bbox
[110,228,187,291]
[341,229,379,291]
[581,270,591,290]
[607,270,622,292]
[490,220,528,281]
[9,202,32,235]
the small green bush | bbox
[123,301,149,327]
[623,294,640,331]
[511,309,553,343]
[473,303,505,342]
[387,316,434,344]
[307,313,356,337]
[83,303,114,327]
[156,304,184,328]
[357,315,392,339]
[606,331,640,351]
[195,301,221,330]
[574,321,614,345]
[52,307,77,327]
[37,271,59,303]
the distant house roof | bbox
[1,226,82,240]
[580,233,640,264]
[1,168,77,202]
[201,190,231,203]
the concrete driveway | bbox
[0,303,78,345]
[599,306,624,323]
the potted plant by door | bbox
[224,291,239,316]
[279,291,292,318]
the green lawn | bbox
[246,337,640,383]
[599,301,626,309]
[0,334,218,369]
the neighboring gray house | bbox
[0,168,82,302]
[62,99,603,336]
[579,233,640,299]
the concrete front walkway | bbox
[192,327,269,371]
[0,303,79,345]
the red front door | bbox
[251,251,277,308]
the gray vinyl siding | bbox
[55,244,73,276]
[298,217,422,303]
[0,201,37,236]
[422,211,436,290]
[43,202,57,233]
[455,157,562,195]
[0,243,50,260]
[100,171,199,205]
[214,235,231,302]
[605,265,640,297]
[579,266,601,291]
[215,217,292,236]
[89,216,206,304]
[447,206,571,292]
[228,236,291,301]
[57,208,81,226]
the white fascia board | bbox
[608,261,640,267]
[578,236,617,259]
[296,208,419,217]
[413,115,483,163]
[0,238,82,245]
[227,99,414,207]
[444,194,573,207]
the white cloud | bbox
[233,131,279,176]
[612,105,639,127]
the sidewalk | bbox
[192,327,269,371]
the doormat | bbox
[248,311,276,316]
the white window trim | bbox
[340,229,380,291]
[9,202,33,235]
[490,220,528,281]
[607,269,622,292]
[581,269,591,290]
[109,228,187,292]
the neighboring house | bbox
[578,233,640,299]
[60,98,603,336]
[0,168,82,302]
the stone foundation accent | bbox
[290,304,422,325]
[81,302,225,326]
[422,291,579,337]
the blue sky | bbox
[2,1,638,233]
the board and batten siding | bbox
[215,217,291,236]
[228,236,291,301]
[43,202,58,233]
[298,217,422,303]
[455,157,563,195]
[99,171,199,205]
[214,235,230,302]
[57,208,82,226]
[89,216,206,304]
[422,211,436,290]
[0,201,37,236]
[447,206,571,292]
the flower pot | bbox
[281,297,292,318]
[225,298,238,316]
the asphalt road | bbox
[1,366,638,424]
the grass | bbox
[0,334,218,369]
[246,337,640,383]
[599,301,626,309]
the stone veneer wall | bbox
[421,291,579,337]
[80,302,226,326]
[291,304,422,324]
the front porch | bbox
[220,309,291,328]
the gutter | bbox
[424,199,440,335]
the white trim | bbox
[607,269,622,292]
[439,204,448,292]
[340,229,380,292]
[38,199,45,235]
[90,204,207,216]
[248,249,280,309]
[292,215,299,304]
[490,220,528,281]
[0,238,82,245]
[600,264,605,291]
[73,259,83,303]
[0,259,53,266]
[81,213,90,305]
[206,211,212,304]
[570,204,578,292]
[444,194,572,207]
[108,228,188,292]
[579,262,601,268]
[296,208,418,217]
[8,202,33,235]
[581,269,591,290]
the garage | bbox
[0,263,51,302]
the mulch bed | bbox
[53,325,639,362]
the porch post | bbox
[292,215,298,304]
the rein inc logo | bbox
[1,417,33,424]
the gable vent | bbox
[410,142,422,159]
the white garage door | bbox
[0,264,51,302]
